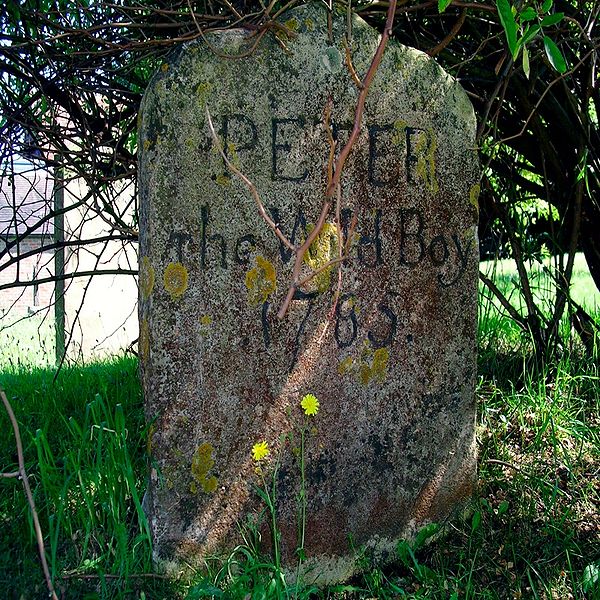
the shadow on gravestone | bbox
[138,2,480,586]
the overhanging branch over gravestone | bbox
[138,2,480,584]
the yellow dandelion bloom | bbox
[301,393,320,416]
[251,441,269,462]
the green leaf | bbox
[520,23,541,46]
[520,7,537,21]
[471,510,482,532]
[541,0,553,12]
[582,564,600,593]
[6,1,21,23]
[522,46,530,78]
[438,0,453,12]
[541,12,564,26]
[397,540,411,565]
[496,0,518,55]
[186,581,224,599]
[414,522,441,549]
[497,500,510,515]
[544,36,567,73]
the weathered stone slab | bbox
[138,3,479,584]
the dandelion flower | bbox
[301,393,320,416]
[251,441,269,461]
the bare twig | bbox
[427,8,467,57]
[0,269,138,291]
[60,572,170,580]
[277,0,398,318]
[276,198,333,318]
[199,26,270,60]
[0,388,59,600]
[325,0,398,198]
[344,39,364,89]
[1,471,20,478]
[205,107,295,252]
[479,271,527,329]
[494,44,600,146]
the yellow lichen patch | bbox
[226,142,239,164]
[392,120,408,146]
[160,63,169,72]
[163,262,188,300]
[139,256,155,299]
[303,222,339,293]
[358,344,390,385]
[284,17,299,31]
[191,442,218,494]
[203,475,218,493]
[415,129,439,193]
[146,423,156,455]
[462,226,476,245]
[304,18,314,30]
[143,139,153,151]
[196,81,212,106]
[469,184,481,216]
[215,173,231,186]
[245,255,277,306]
[200,315,212,326]
[359,362,372,385]
[371,347,390,383]
[338,355,354,375]
[139,318,150,363]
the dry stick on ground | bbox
[0,388,59,600]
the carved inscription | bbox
[208,114,437,188]
[163,205,473,282]
[154,113,474,371]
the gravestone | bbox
[138,2,480,584]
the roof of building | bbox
[0,165,54,237]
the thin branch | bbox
[427,8,467,57]
[494,44,600,146]
[0,269,137,291]
[325,0,398,198]
[0,388,59,600]
[344,39,364,89]
[1,471,20,478]
[60,572,170,580]
[479,271,527,329]
[205,107,295,252]
[276,198,333,318]
[278,0,398,319]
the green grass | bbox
[0,265,598,599]
[0,358,179,599]
[0,312,55,369]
